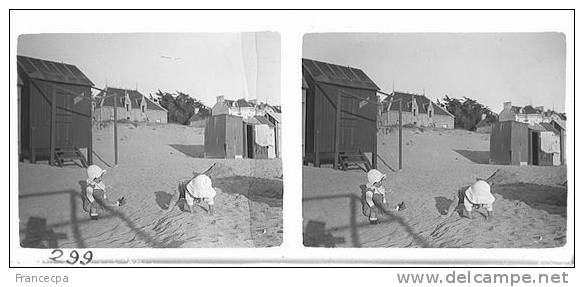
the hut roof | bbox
[17,55,93,86]
[302,58,379,91]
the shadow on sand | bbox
[19,182,183,248]
[494,183,567,217]
[302,184,431,248]
[169,144,205,158]
[20,217,68,248]
[434,196,454,216]
[213,176,283,208]
[453,149,490,164]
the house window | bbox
[413,109,417,117]
[142,105,145,113]
[126,104,130,111]
[429,110,432,118]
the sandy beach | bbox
[303,127,567,248]
[19,123,283,248]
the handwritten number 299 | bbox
[50,249,93,265]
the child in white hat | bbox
[85,165,125,219]
[171,174,217,215]
[361,169,405,224]
[443,179,495,221]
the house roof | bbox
[265,108,281,123]
[302,58,379,91]
[17,55,94,86]
[552,119,566,131]
[539,122,561,134]
[96,87,167,111]
[253,115,276,127]
[236,98,252,108]
[383,91,454,117]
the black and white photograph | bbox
[302,33,568,248]
[17,32,283,248]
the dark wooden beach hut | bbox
[302,58,380,170]
[204,114,244,158]
[17,55,94,166]
[489,121,529,165]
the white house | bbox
[94,87,168,123]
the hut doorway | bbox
[246,124,254,158]
[531,132,540,165]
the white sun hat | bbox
[367,169,386,185]
[465,180,495,205]
[187,174,217,199]
[87,165,106,180]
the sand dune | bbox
[303,128,567,248]
[19,123,283,248]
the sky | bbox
[18,32,281,107]
[303,33,566,113]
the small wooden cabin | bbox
[489,120,564,166]
[302,58,380,169]
[204,114,244,158]
[17,55,94,166]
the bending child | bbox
[169,173,217,215]
[85,165,125,219]
[443,179,495,221]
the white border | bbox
[7,10,575,266]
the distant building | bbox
[94,87,168,123]
[475,118,493,134]
[380,91,455,129]
[246,115,278,159]
[475,114,498,134]
[212,96,256,120]
[489,120,565,166]
[498,101,565,125]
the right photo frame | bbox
[302,33,567,248]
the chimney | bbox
[216,95,224,103]
[503,102,512,110]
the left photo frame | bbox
[16,32,283,249]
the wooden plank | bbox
[313,88,320,167]
[49,85,56,166]
[334,93,341,169]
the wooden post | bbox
[113,91,118,165]
[372,128,378,170]
[30,126,36,164]
[88,91,93,165]
[315,130,320,167]
[334,93,341,169]
[313,90,320,168]
[49,86,56,166]
[398,99,403,170]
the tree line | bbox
[154,90,211,125]
[438,95,498,131]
